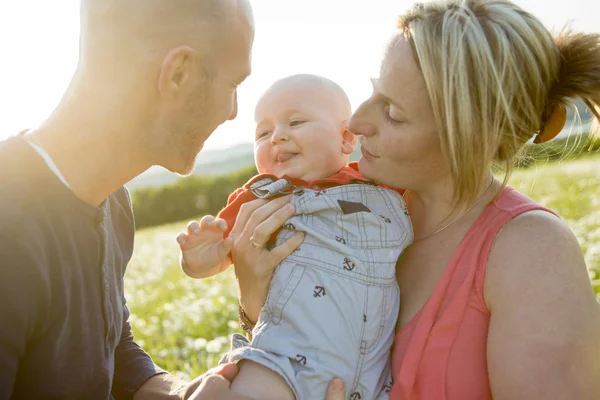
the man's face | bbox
[162,2,254,175]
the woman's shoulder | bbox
[491,186,554,216]
[484,187,587,308]
[488,185,575,271]
[483,193,600,399]
[466,186,558,241]
[488,186,566,248]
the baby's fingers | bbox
[199,215,216,229]
[218,237,234,261]
[215,218,228,233]
[187,220,201,235]
[200,215,227,233]
[177,231,202,250]
[176,232,188,247]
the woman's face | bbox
[348,36,448,191]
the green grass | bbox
[125,157,600,379]
[125,225,239,380]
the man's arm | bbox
[133,373,186,400]
[0,234,47,399]
[175,363,348,400]
[115,188,183,399]
[112,302,175,399]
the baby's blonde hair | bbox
[397,0,600,206]
[260,74,352,119]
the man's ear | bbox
[158,46,197,99]
[340,120,357,155]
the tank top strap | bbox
[470,187,559,300]
[395,187,557,399]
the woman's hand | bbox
[324,378,346,400]
[184,363,346,400]
[227,195,304,322]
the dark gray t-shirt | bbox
[0,137,164,399]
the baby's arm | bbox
[176,216,233,279]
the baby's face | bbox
[254,85,350,181]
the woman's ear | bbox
[340,120,358,155]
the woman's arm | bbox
[485,210,600,399]
[227,195,304,322]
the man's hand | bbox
[184,363,347,400]
[183,364,251,399]
[176,216,233,279]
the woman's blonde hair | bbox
[397,0,600,206]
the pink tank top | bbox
[390,187,556,399]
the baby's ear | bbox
[340,120,357,155]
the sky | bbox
[0,0,598,151]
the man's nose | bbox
[227,91,238,121]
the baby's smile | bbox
[275,152,297,163]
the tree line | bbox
[131,134,599,230]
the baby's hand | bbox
[176,216,233,279]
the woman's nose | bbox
[349,103,377,137]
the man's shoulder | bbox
[0,136,45,186]
[0,137,43,225]
[1,135,33,173]
[107,186,136,236]
[109,186,134,214]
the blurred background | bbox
[1,0,598,379]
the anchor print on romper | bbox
[383,381,393,393]
[380,215,392,223]
[383,378,394,393]
[343,257,356,271]
[336,236,347,245]
[295,354,307,366]
[350,392,362,400]
[313,286,326,298]
[283,222,296,230]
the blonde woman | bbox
[227,0,600,398]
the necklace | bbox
[407,174,496,243]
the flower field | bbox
[125,157,600,379]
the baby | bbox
[177,74,413,400]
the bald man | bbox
[0,0,255,398]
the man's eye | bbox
[290,120,306,127]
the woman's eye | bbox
[290,120,306,127]
[386,113,402,123]
[383,104,403,125]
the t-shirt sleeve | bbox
[112,187,165,398]
[0,232,48,400]
[112,300,165,399]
